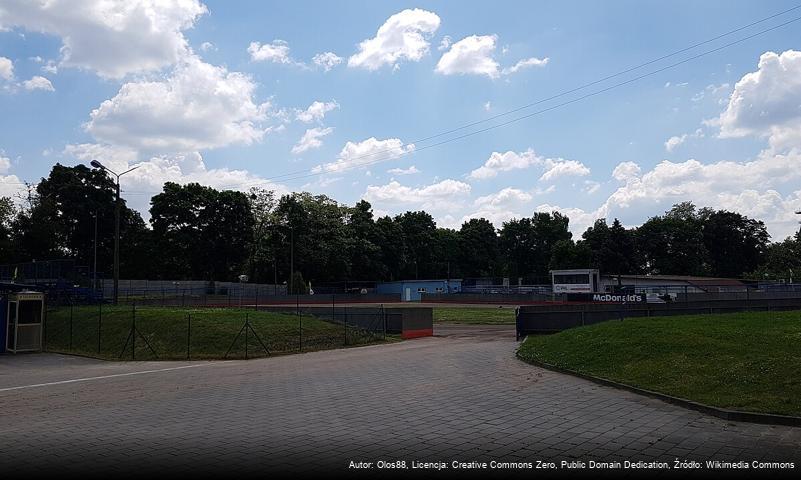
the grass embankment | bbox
[517,310,801,417]
[433,306,516,325]
[45,306,389,361]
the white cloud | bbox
[199,41,215,52]
[545,151,801,238]
[438,35,452,51]
[469,149,540,179]
[85,56,270,153]
[500,56,549,75]
[474,187,533,207]
[291,127,333,155]
[348,8,440,71]
[387,165,420,175]
[664,129,703,152]
[248,40,295,64]
[715,50,801,150]
[0,56,14,80]
[313,137,414,174]
[436,34,500,78]
[0,0,208,79]
[22,75,54,91]
[0,152,26,199]
[583,180,601,194]
[468,149,589,181]
[312,52,342,72]
[295,100,339,123]
[483,101,491,112]
[363,178,470,212]
[64,144,288,218]
[539,158,590,181]
[436,35,548,78]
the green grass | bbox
[433,306,516,325]
[517,310,801,416]
[44,306,390,361]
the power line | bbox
[19,5,801,195]
[215,3,801,189]
[247,12,801,186]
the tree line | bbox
[0,164,799,289]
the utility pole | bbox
[90,160,139,305]
[93,211,98,293]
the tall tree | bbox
[345,200,384,280]
[636,203,710,276]
[699,208,769,277]
[396,211,437,279]
[150,182,253,280]
[500,212,572,283]
[581,218,641,274]
[458,218,499,277]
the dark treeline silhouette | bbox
[1,164,799,285]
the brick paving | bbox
[0,324,799,475]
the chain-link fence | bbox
[43,296,391,361]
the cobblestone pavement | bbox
[1,324,799,475]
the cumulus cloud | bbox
[295,100,339,123]
[714,50,801,150]
[0,56,14,80]
[85,55,271,153]
[22,75,54,91]
[664,129,704,152]
[541,151,801,239]
[312,52,343,72]
[436,34,548,78]
[313,137,414,174]
[0,151,27,199]
[469,149,540,179]
[387,165,420,175]
[469,149,589,181]
[363,178,470,212]
[248,40,294,64]
[64,144,288,217]
[539,158,590,182]
[291,127,333,155]
[0,0,208,79]
[436,34,500,78]
[348,8,440,70]
[500,56,549,75]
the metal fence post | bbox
[186,313,191,360]
[343,303,348,346]
[381,304,386,341]
[98,301,102,355]
[132,303,136,360]
[69,302,73,352]
[298,294,302,352]
[245,313,249,360]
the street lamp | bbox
[90,160,139,305]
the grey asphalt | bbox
[0,324,799,476]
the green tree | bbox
[458,218,499,277]
[699,208,769,278]
[499,212,572,283]
[150,182,253,280]
[395,211,437,279]
[636,203,710,276]
[581,218,641,274]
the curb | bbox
[515,349,801,428]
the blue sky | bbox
[1,0,801,239]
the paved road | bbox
[1,324,799,475]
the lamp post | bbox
[90,160,139,305]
